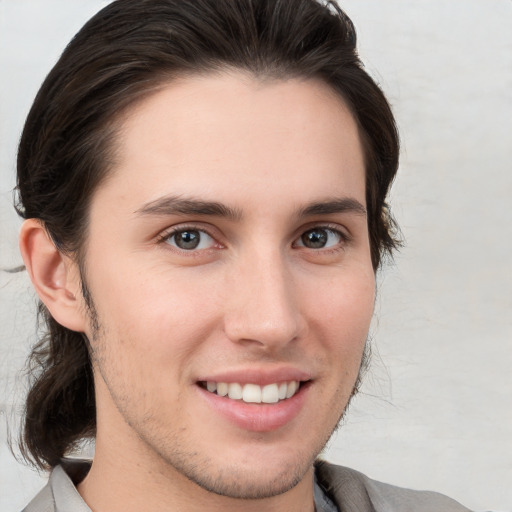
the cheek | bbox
[310,271,375,328]
[303,267,375,353]
[88,261,223,363]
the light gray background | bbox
[1,1,511,511]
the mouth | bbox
[197,376,312,431]
[198,380,304,404]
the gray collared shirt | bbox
[23,460,474,512]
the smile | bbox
[200,380,301,404]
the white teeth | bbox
[217,382,228,396]
[242,383,261,403]
[286,380,298,399]
[205,380,301,403]
[278,382,287,400]
[261,383,279,403]
[228,382,243,400]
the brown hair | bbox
[15,0,400,469]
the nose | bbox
[223,250,305,351]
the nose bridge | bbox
[224,246,303,349]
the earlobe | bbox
[19,219,86,332]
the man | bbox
[15,0,473,510]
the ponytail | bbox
[20,304,95,469]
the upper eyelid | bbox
[295,222,352,241]
[294,226,350,246]
[157,222,220,241]
[157,226,221,254]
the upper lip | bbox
[197,366,312,386]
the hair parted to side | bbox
[15,0,400,470]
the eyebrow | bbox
[135,195,242,221]
[135,195,366,221]
[297,197,367,218]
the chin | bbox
[179,455,313,499]
[150,427,325,500]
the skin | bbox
[21,72,375,512]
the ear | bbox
[19,219,87,332]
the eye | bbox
[164,229,216,251]
[295,227,344,249]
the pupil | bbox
[176,230,200,249]
[303,229,327,248]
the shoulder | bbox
[315,460,474,512]
[21,480,54,512]
[21,462,92,512]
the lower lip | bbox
[197,383,310,432]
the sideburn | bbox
[78,262,101,342]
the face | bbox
[80,72,375,499]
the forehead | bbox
[93,72,366,214]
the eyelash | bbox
[156,224,222,252]
[156,223,351,254]
[293,224,351,252]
